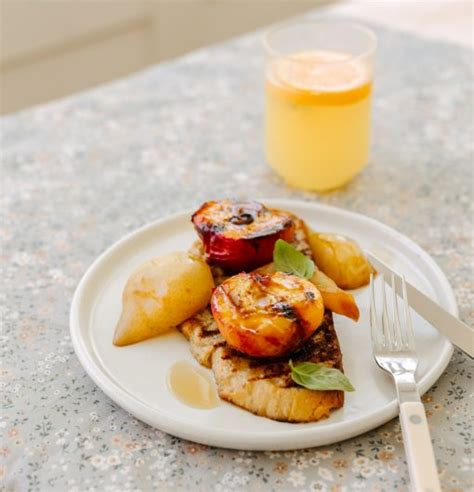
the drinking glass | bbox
[264,21,377,191]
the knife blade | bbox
[367,252,473,358]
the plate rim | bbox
[70,199,455,450]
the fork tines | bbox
[370,273,416,352]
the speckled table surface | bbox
[1,15,473,492]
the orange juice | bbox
[265,50,372,191]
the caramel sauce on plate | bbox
[167,361,220,409]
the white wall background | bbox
[0,1,328,115]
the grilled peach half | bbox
[192,200,295,272]
[211,271,324,358]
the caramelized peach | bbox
[211,271,324,358]
[192,200,295,272]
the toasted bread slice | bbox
[180,310,343,422]
[179,212,345,422]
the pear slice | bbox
[310,269,359,321]
[113,252,214,346]
[307,231,374,290]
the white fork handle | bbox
[399,402,441,492]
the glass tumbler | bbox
[264,21,377,191]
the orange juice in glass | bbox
[264,21,377,191]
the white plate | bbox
[70,199,455,451]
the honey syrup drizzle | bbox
[167,360,220,409]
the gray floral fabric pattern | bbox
[1,16,473,492]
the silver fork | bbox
[370,274,441,492]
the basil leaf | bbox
[273,239,315,279]
[289,360,355,392]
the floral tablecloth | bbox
[1,14,472,492]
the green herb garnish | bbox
[273,239,315,279]
[289,360,355,392]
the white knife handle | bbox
[399,402,441,492]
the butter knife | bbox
[367,252,473,358]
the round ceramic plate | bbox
[70,199,454,450]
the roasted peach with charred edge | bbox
[256,263,359,321]
[307,231,374,290]
[211,271,324,358]
[192,200,295,272]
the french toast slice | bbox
[179,214,345,422]
[180,310,344,422]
